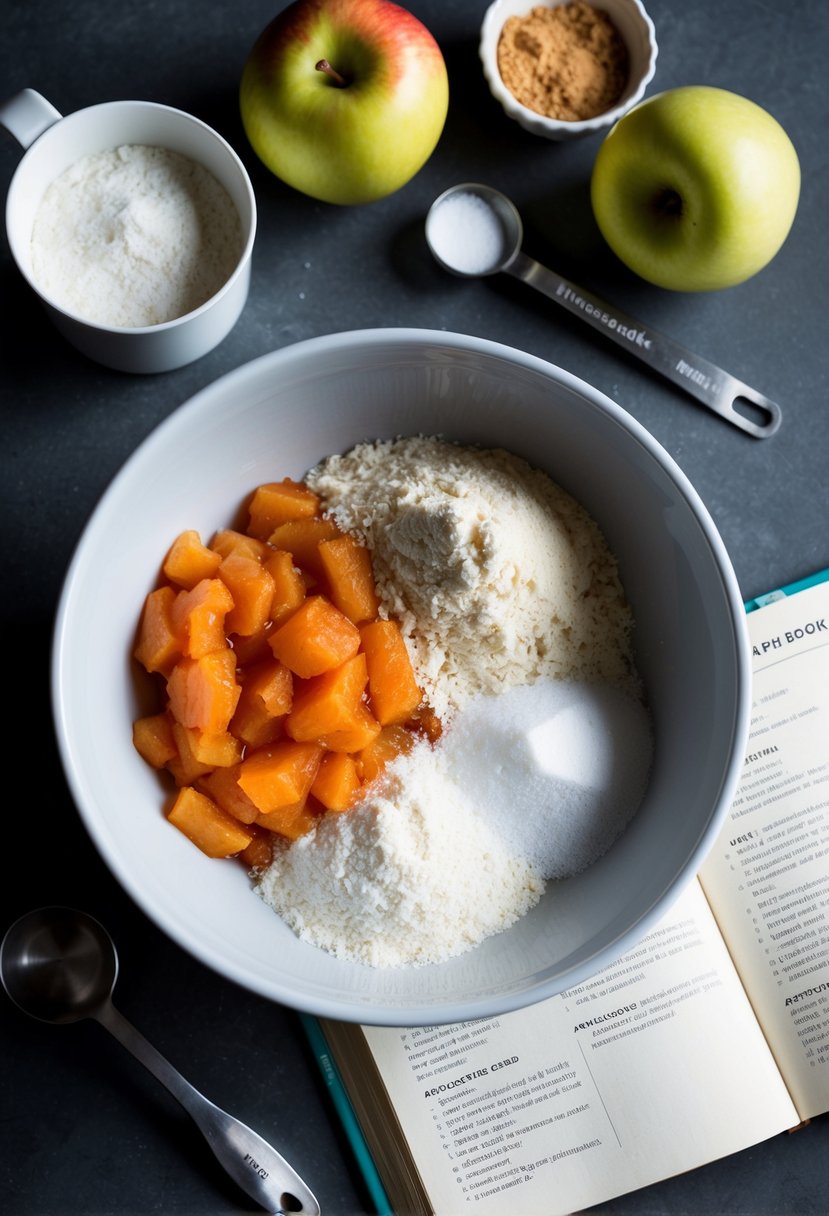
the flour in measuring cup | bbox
[30,144,242,328]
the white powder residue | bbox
[255,740,543,968]
[442,678,653,879]
[307,436,636,718]
[30,144,243,328]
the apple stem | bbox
[315,59,348,87]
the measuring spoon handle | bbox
[95,1000,319,1215]
[506,251,781,439]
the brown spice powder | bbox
[497,1,629,122]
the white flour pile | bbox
[256,742,543,968]
[30,144,242,327]
[306,435,636,718]
[256,437,652,968]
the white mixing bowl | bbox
[52,328,750,1025]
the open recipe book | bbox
[302,569,829,1216]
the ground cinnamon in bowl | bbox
[497,1,629,122]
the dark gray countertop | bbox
[2,1,827,1213]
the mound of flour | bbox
[306,436,635,717]
[255,740,543,968]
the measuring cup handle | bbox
[507,253,782,439]
[95,1000,320,1215]
[0,88,62,149]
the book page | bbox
[361,880,798,1216]
[699,578,829,1119]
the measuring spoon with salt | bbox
[425,182,781,439]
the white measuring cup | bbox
[1,89,256,374]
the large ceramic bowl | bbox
[52,329,750,1026]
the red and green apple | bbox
[240,0,449,205]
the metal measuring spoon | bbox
[1,906,320,1216]
[425,182,782,439]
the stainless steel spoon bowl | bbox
[1,906,320,1215]
[425,182,782,439]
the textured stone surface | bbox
[1,1,827,1212]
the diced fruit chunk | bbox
[267,517,341,580]
[162,530,221,589]
[247,479,321,539]
[269,595,360,678]
[218,552,275,637]
[243,658,294,716]
[173,722,242,768]
[286,653,368,742]
[318,533,380,624]
[238,824,275,869]
[263,549,306,625]
[210,529,269,562]
[198,731,243,767]
[134,586,181,675]
[199,764,260,824]
[311,752,362,811]
[236,740,324,814]
[165,741,215,788]
[166,649,241,735]
[231,658,293,749]
[167,787,254,858]
[171,578,235,659]
[255,797,321,840]
[132,712,177,768]
[360,619,422,725]
[318,703,382,753]
[228,624,277,667]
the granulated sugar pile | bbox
[255,437,652,968]
[442,678,652,881]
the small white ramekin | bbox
[480,0,657,141]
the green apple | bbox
[239,0,449,205]
[590,86,800,291]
